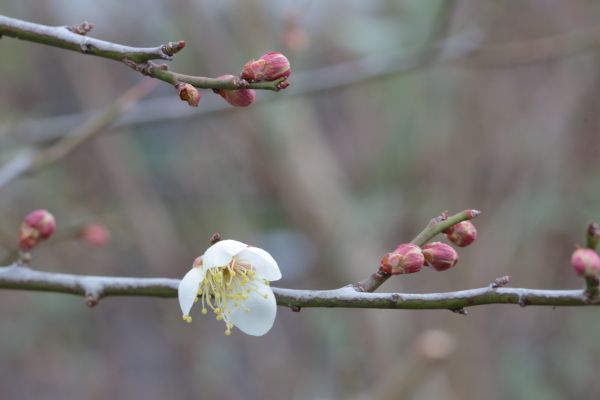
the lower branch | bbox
[0,264,595,309]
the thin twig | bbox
[0,80,158,191]
[0,264,596,309]
[0,15,284,92]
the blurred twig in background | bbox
[0,79,158,191]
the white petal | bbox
[202,239,247,270]
[178,267,205,316]
[229,282,277,336]
[235,247,282,281]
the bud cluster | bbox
[379,218,479,276]
[176,52,291,108]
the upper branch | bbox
[0,15,283,91]
[0,264,596,309]
[0,15,177,63]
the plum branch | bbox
[0,263,596,310]
[1,210,598,311]
[0,15,285,92]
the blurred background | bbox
[1,1,600,399]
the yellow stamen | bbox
[194,260,264,335]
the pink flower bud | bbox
[19,209,56,251]
[444,221,478,247]
[79,223,110,247]
[380,243,424,275]
[422,242,458,271]
[571,248,600,277]
[241,52,291,82]
[215,75,256,107]
[176,83,201,107]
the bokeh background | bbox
[1,1,600,399]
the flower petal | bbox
[178,267,205,316]
[235,247,282,281]
[229,282,277,336]
[202,239,247,270]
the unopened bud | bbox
[444,221,478,247]
[176,83,201,107]
[19,209,56,251]
[78,223,110,247]
[422,242,458,271]
[215,75,256,107]
[380,243,424,275]
[241,52,291,82]
[571,248,600,277]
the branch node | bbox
[450,307,468,315]
[79,41,93,53]
[66,21,95,35]
[518,294,529,307]
[275,79,291,91]
[233,77,250,89]
[85,292,100,307]
[17,250,32,265]
[161,40,185,58]
[491,275,511,289]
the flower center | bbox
[196,259,265,335]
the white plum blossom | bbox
[178,239,281,336]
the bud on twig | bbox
[215,75,256,107]
[422,242,458,271]
[444,220,478,247]
[176,83,201,107]
[380,243,424,275]
[241,52,291,82]
[571,248,600,277]
[78,223,110,247]
[18,209,56,251]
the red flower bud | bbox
[176,83,201,107]
[380,243,424,275]
[241,52,291,82]
[444,221,478,247]
[79,223,110,247]
[19,209,56,251]
[215,75,256,107]
[571,248,600,277]
[422,242,458,271]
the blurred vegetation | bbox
[1,1,600,399]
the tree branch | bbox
[0,15,284,91]
[0,264,596,309]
